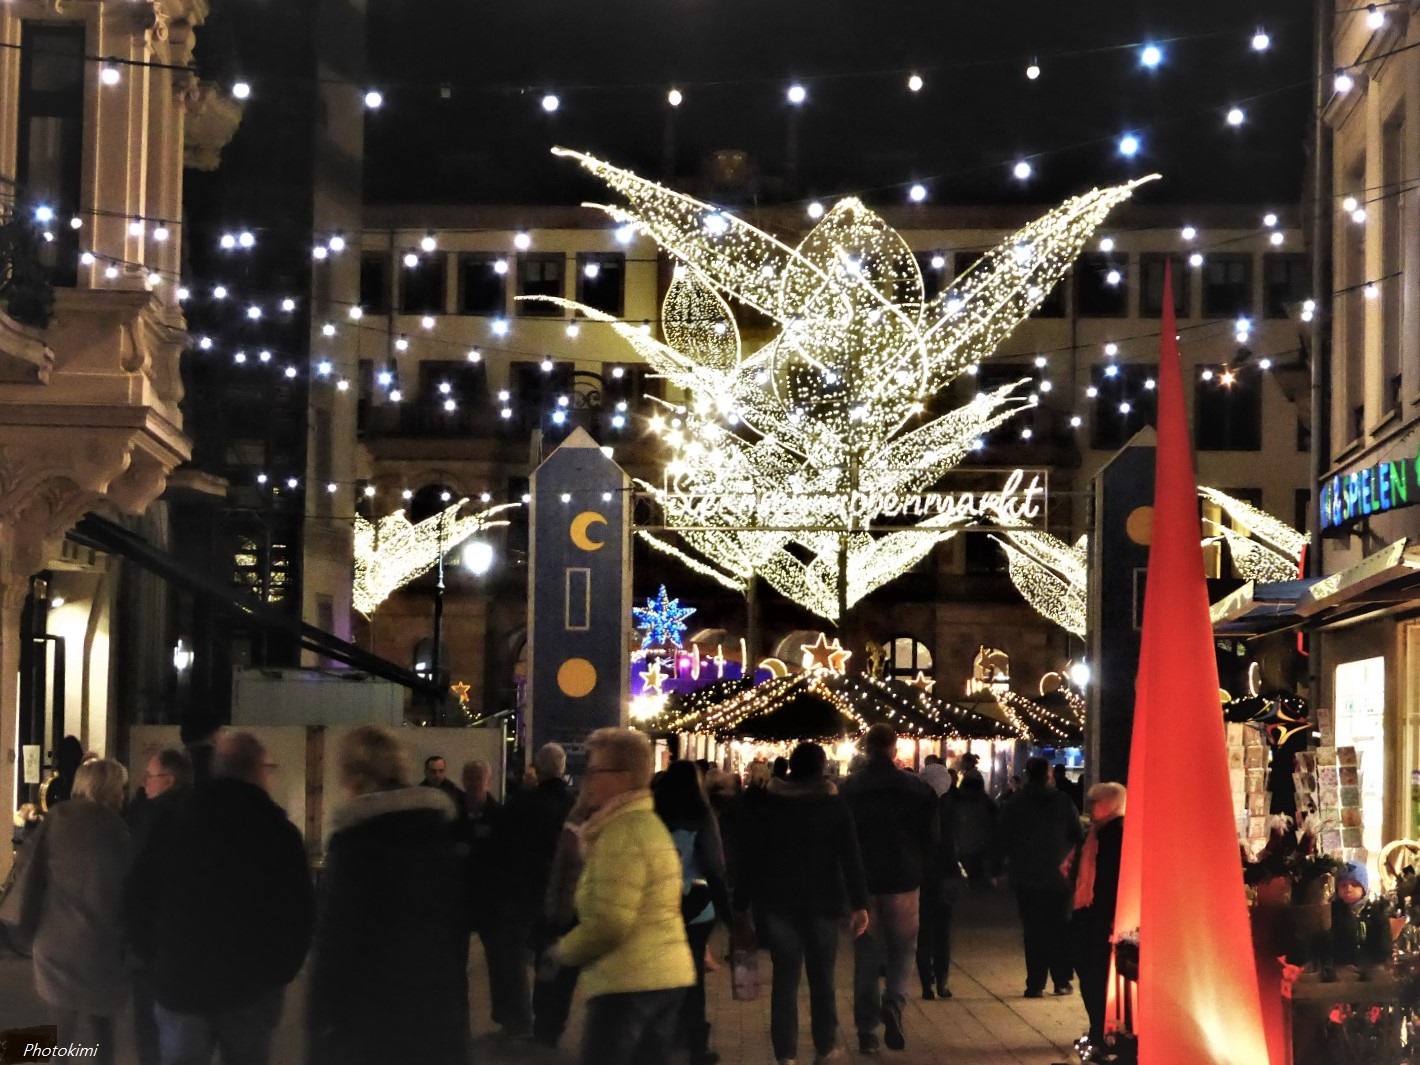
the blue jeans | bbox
[154,989,283,1065]
[853,890,920,1036]
[758,909,841,1060]
[579,986,685,1065]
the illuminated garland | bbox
[351,500,517,616]
[533,148,1151,620]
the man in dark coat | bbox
[997,755,1084,998]
[736,742,869,1065]
[496,743,575,1042]
[918,781,959,1000]
[420,755,465,808]
[840,724,939,1054]
[126,732,314,1065]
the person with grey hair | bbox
[307,726,467,1065]
[1066,782,1126,1048]
[127,731,313,1065]
[24,759,132,1061]
[494,741,574,1038]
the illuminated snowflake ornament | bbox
[534,149,1154,620]
[633,585,696,648]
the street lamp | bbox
[463,540,494,576]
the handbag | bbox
[729,916,759,1001]
[0,821,49,955]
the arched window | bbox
[885,637,933,678]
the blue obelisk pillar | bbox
[528,428,631,774]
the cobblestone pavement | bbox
[0,886,1083,1064]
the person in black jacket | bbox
[1067,782,1125,1047]
[495,742,575,1038]
[306,726,468,1065]
[126,732,313,1065]
[450,760,515,1034]
[736,743,869,1065]
[918,783,959,1000]
[997,756,1085,999]
[840,724,939,1054]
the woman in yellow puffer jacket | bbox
[548,728,695,1065]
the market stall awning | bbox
[1295,538,1420,617]
[1210,578,1319,637]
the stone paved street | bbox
[0,886,1083,1064]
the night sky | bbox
[364,0,1315,209]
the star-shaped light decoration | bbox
[801,633,852,674]
[632,585,696,649]
[909,671,936,694]
[639,658,668,694]
[449,681,471,707]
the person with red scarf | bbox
[1065,782,1126,1047]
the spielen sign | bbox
[1319,447,1420,531]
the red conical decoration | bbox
[1116,260,1273,1063]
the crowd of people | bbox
[0,724,1125,1065]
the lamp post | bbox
[429,509,447,723]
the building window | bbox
[359,254,390,314]
[1382,110,1405,413]
[457,254,507,316]
[884,637,933,678]
[1075,253,1129,317]
[1089,363,1156,450]
[964,533,1008,575]
[1139,253,1190,318]
[575,253,625,316]
[1295,488,1311,535]
[1342,161,1366,440]
[511,359,573,429]
[399,253,447,315]
[1201,254,1253,318]
[517,254,565,316]
[1030,280,1067,318]
[1194,365,1262,451]
[18,23,86,288]
[1262,254,1309,319]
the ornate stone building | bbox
[0,0,221,851]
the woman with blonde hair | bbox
[1066,782,1127,1049]
[306,725,468,1065]
[30,758,132,1060]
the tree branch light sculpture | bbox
[534,148,1154,620]
[352,499,517,618]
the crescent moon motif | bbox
[569,511,607,552]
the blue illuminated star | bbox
[633,585,696,649]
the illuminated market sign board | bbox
[661,467,1047,528]
[1319,449,1420,532]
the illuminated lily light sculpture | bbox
[532,148,1154,621]
[993,487,1305,637]
[352,499,517,618]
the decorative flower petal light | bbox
[994,487,1304,636]
[529,148,1155,620]
[352,500,517,618]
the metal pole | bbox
[1308,0,1333,700]
[431,510,446,722]
[744,572,759,672]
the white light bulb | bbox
[234,352,247,364]
[389,389,402,402]
[154,226,170,242]
[1263,212,1278,227]
[403,252,419,268]
[1104,342,1119,356]
[1181,225,1197,241]
[281,297,295,312]
[1270,231,1284,246]
[1367,4,1385,29]
[378,371,393,386]
[322,323,336,337]
[232,80,251,100]
[176,287,190,301]
[1099,237,1115,252]
[1026,62,1041,80]
[584,262,600,279]
[1352,207,1367,224]
[1039,380,1053,393]
[1335,71,1354,93]
[541,93,560,113]
[514,232,532,250]
[258,350,271,362]
[1227,107,1245,127]
[317,360,332,375]
[312,245,328,260]
[1104,365,1119,378]
[492,318,509,336]
[69,216,82,230]
[1118,134,1140,157]
[129,220,145,237]
[493,258,509,275]
[1140,45,1162,68]
[438,381,451,394]
[1070,415,1082,427]
[1252,30,1270,52]
[238,230,255,248]
[257,474,268,485]
[1342,195,1359,212]
[1144,378,1156,391]
[420,234,437,253]
[1119,401,1131,413]
[541,357,554,372]
[327,483,337,494]
[787,83,807,105]
[444,399,456,412]
[33,205,54,224]
[907,74,923,93]
[198,336,213,350]
[100,66,121,86]
[364,485,377,498]
[1013,160,1032,180]
[1201,369,1214,381]
[930,254,946,270]
[348,305,363,319]
[498,390,510,402]
[615,225,635,245]
[467,349,482,362]
[394,336,409,352]
[1259,358,1272,370]
[501,408,513,420]
[807,201,824,220]
[364,89,383,109]
[287,477,298,489]
[667,88,683,107]
[421,315,435,329]
[336,379,350,392]
[220,233,236,250]
[566,322,580,338]
[327,234,346,253]
[1105,269,1121,286]
[1365,283,1379,300]
[1189,252,1204,268]
[908,183,927,203]
[284,366,297,379]
[246,305,262,320]
[212,285,228,299]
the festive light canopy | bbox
[535,148,1151,620]
[351,499,516,617]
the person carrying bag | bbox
[0,822,50,955]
